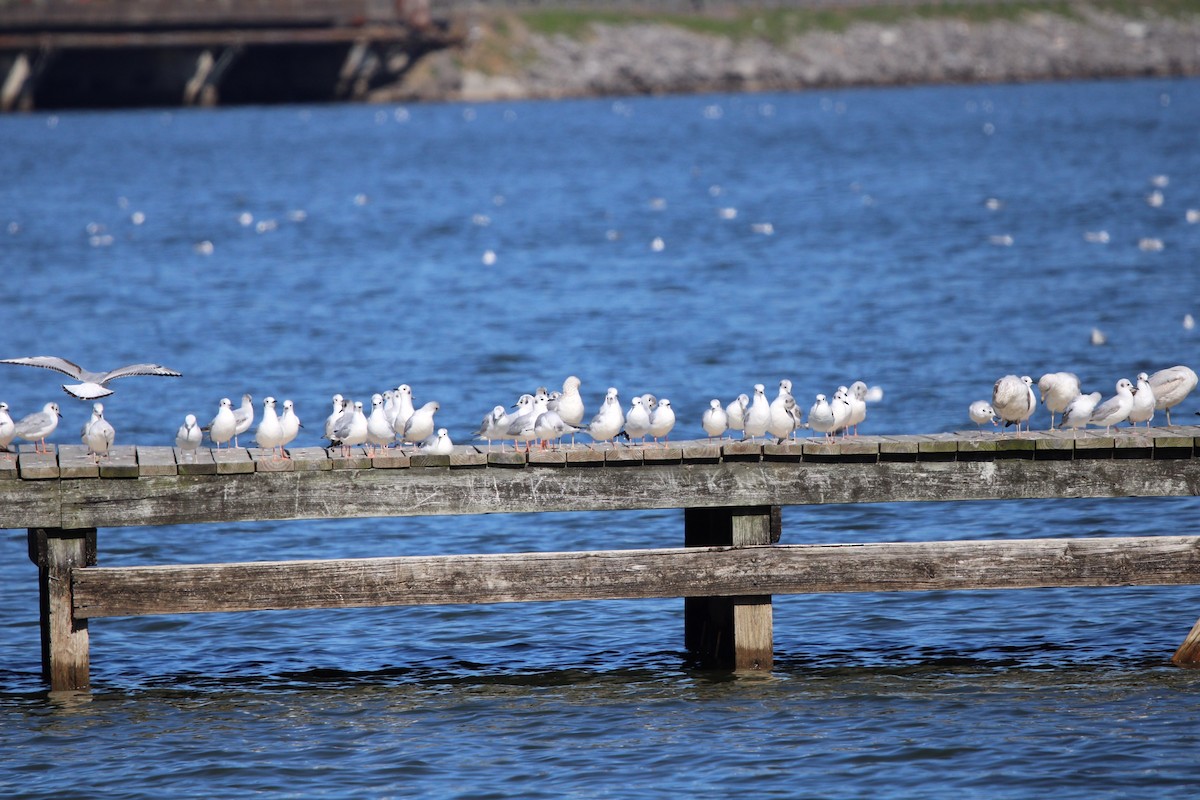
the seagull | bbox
[648,397,676,446]
[232,393,254,448]
[279,400,301,453]
[390,384,415,437]
[847,381,869,435]
[742,384,771,441]
[330,400,369,456]
[207,397,236,448]
[623,396,652,445]
[555,376,585,427]
[0,402,15,453]
[1089,378,1135,433]
[580,387,624,448]
[473,405,509,451]
[324,394,347,441]
[767,380,796,441]
[1127,373,1155,428]
[402,400,440,447]
[1037,372,1081,430]
[808,394,836,439]
[0,355,181,400]
[175,413,202,458]
[831,386,853,437]
[254,396,286,460]
[1148,365,1198,425]
[420,427,454,455]
[968,400,997,428]
[504,394,541,451]
[365,393,395,455]
[534,408,581,449]
[1061,391,1102,430]
[725,394,748,435]
[702,398,728,441]
[81,402,114,461]
[13,401,61,453]
[992,374,1037,433]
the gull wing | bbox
[0,355,86,380]
[99,363,182,382]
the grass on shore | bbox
[518,1,1200,44]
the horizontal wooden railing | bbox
[71,535,1200,619]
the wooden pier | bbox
[5,425,1200,691]
[0,0,462,111]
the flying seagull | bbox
[0,355,182,400]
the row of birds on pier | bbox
[973,365,1198,433]
[1,355,1198,460]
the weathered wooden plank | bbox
[175,446,217,475]
[19,447,60,480]
[681,442,722,463]
[212,447,255,474]
[604,445,644,466]
[30,457,1200,529]
[488,449,527,468]
[368,448,410,469]
[723,440,763,460]
[286,447,332,472]
[57,445,100,479]
[0,449,18,480]
[328,446,371,471]
[643,444,684,465]
[249,447,295,473]
[136,446,178,477]
[98,446,139,479]
[527,448,567,467]
[71,535,1200,618]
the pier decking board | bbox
[0,430,1196,532]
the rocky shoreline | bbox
[378,6,1200,103]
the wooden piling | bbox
[684,506,780,671]
[28,527,94,691]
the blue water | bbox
[3,78,1200,797]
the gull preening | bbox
[1148,365,1198,425]
[0,356,181,400]
[1037,372,1081,430]
[175,414,202,457]
[992,374,1037,433]
[1061,391,1102,430]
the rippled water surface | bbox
[3,78,1200,797]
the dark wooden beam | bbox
[72,535,1200,620]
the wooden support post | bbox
[28,528,95,691]
[684,506,779,671]
[1172,616,1200,667]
